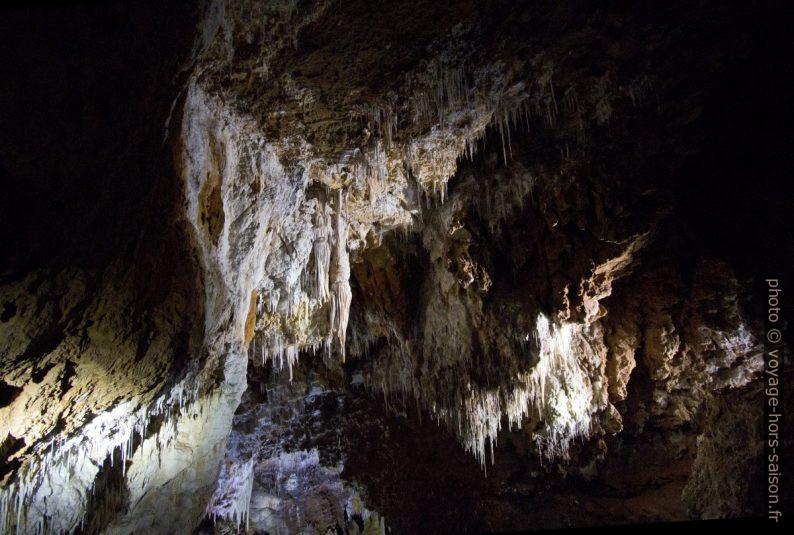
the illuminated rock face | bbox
[0,1,788,533]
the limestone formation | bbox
[1,1,789,533]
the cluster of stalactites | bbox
[411,62,470,129]
[250,188,354,375]
[252,64,571,376]
[459,315,596,467]
[0,375,202,535]
[206,458,254,533]
[365,313,598,469]
[255,331,303,381]
[347,144,388,201]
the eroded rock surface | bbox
[1,0,790,533]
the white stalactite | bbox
[329,189,352,362]
[312,202,332,302]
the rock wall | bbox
[0,2,248,533]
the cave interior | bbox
[0,1,791,534]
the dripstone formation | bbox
[1,1,790,533]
